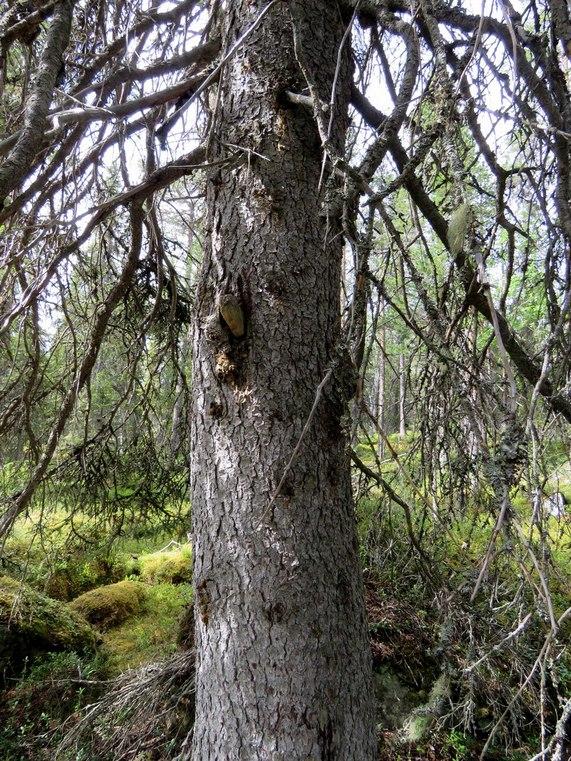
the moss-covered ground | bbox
[0,442,569,760]
[0,521,194,760]
[102,582,193,675]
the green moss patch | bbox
[102,583,193,675]
[69,580,146,631]
[0,575,97,679]
[137,543,192,585]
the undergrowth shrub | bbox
[0,650,107,761]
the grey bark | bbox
[189,2,376,759]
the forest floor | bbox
[1,467,570,760]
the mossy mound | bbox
[402,673,451,742]
[69,580,146,631]
[0,575,97,679]
[137,544,192,585]
[42,551,137,602]
[102,583,193,675]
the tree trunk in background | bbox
[189,2,376,760]
[169,325,190,461]
[377,302,386,459]
[398,353,406,437]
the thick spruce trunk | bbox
[189,2,376,758]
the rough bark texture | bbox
[189,2,376,759]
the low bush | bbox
[0,650,107,761]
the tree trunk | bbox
[398,353,406,437]
[189,2,376,759]
[376,302,386,459]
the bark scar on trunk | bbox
[317,712,335,761]
[204,305,249,388]
[196,579,211,626]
